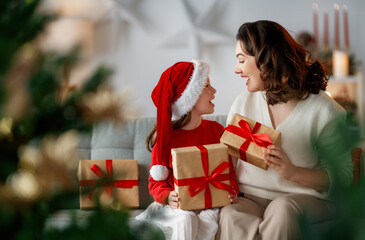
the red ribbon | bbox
[79,159,138,200]
[174,146,235,209]
[225,119,272,161]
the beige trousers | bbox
[216,193,335,240]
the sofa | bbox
[76,115,228,209]
[46,115,365,231]
[45,115,227,230]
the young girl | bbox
[136,60,238,240]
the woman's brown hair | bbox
[145,112,191,152]
[236,20,328,105]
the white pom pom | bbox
[150,165,169,181]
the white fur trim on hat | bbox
[171,59,210,120]
[150,165,169,181]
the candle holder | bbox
[309,49,359,76]
[306,3,361,76]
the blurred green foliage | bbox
[300,110,365,239]
[0,1,163,239]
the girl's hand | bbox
[228,193,239,204]
[263,145,297,181]
[168,191,179,209]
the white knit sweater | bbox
[227,89,354,200]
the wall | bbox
[73,0,365,127]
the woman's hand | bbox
[167,191,179,209]
[263,145,297,181]
[263,144,330,192]
[228,193,239,204]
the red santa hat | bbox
[150,59,210,181]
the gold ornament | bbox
[18,145,42,171]
[40,130,80,171]
[0,117,13,139]
[80,87,127,124]
[3,44,36,120]
[57,63,77,105]
[6,169,42,202]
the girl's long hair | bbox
[145,112,191,152]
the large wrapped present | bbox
[171,143,237,210]
[220,113,281,170]
[77,159,139,209]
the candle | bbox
[324,12,329,51]
[334,3,340,49]
[312,3,319,49]
[333,50,349,77]
[343,5,350,50]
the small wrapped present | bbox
[171,143,237,210]
[77,159,139,209]
[220,113,281,170]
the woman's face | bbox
[191,77,216,116]
[234,41,264,92]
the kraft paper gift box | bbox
[220,113,281,170]
[171,143,237,210]
[77,159,139,209]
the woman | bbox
[217,20,353,240]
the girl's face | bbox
[191,77,216,116]
[234,41,264,92]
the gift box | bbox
[171,143,237,210]
[220,113,281,170]
[77,159,139,209]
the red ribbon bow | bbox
[79,159,138,200]
[225,119,272,161]
[174,146,235,209]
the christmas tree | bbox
[0,0,162,239]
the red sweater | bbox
[149,119,237,204]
